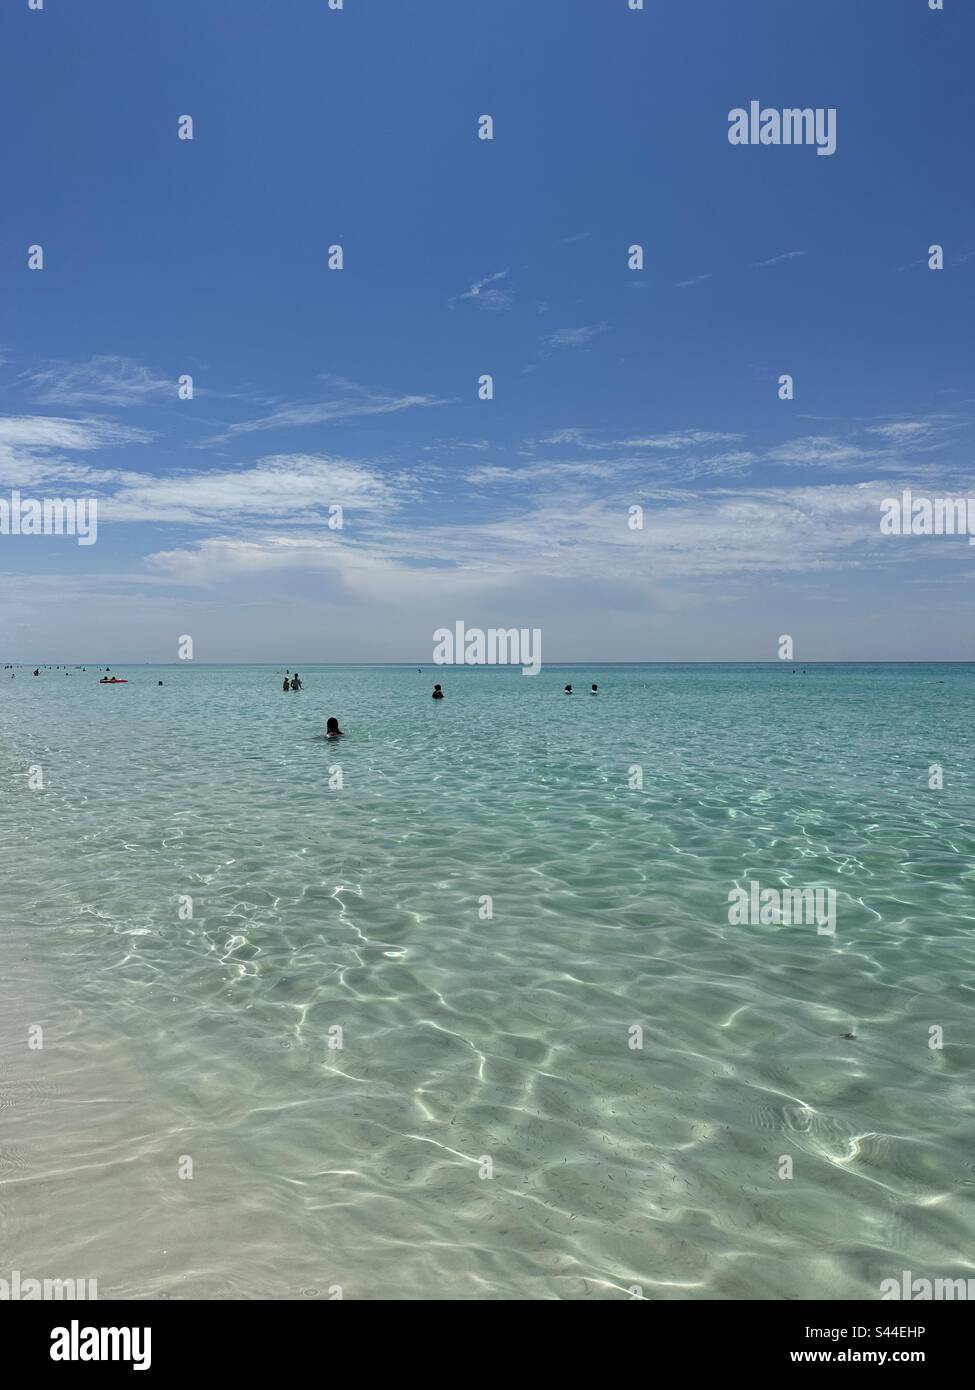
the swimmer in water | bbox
[564,684,572,694]
[432,684,444,699]
[282,675,291,691]
[590,684,598,694]
[291,673,303,691]
[325,716,343,738]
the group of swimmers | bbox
[429,682,600,699]
[5,665,89,677]
[280,671,342,736]
[6,665,164,685]
[12,666,163,685]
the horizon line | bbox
[6,660,975,668]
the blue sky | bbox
[1,0,973,661]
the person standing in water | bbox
[564,684,572,694]
[325,716,343,738]
[432,684,444,699]
[590,684,598,694]
[290,672,303,691]
[282,674,291,691]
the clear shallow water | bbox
[1,662,974,1301]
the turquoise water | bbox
[1,662,974,1300]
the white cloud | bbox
[0,414,151,488]
[0,417,403,525]
[535,429,742,452]
[208,376,444,442]
[769,436,876,467]
[543,324,608,348]
[466,461,620,486]
[693,450,758,477]
[423,438,490,452]
[452,269,513,312]
[613,431,742,450]
[751,250,808,269]
[0,415,148,452]
[865,420,939,443]
[21,355,174,407]
[104,454,401,525]
[136,479,909,598]
[538,428,591,446]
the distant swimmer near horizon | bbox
[564,684,572,694]
[432,684,444,699]
[325,716,344,738]
[590,683,598,693]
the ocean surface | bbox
[1,662,974,1301]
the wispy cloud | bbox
[694,450,758,477]
[466,461,620,486]
[103,454,400,525]
[422,438,490,453]
[538,429,742,452]
[613,431,741,450]
[21,355,175,407]
[0,414,151,488]
[138,476,936,599]
[543,323,608,348]
[0,415,148,452]
[865,420,940,443]
[768,436,875,467]
[450,269,513,312]
[206,376,445,443]
[538,428,590,446]
[751,250,808,269]
[673,251,806,289]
